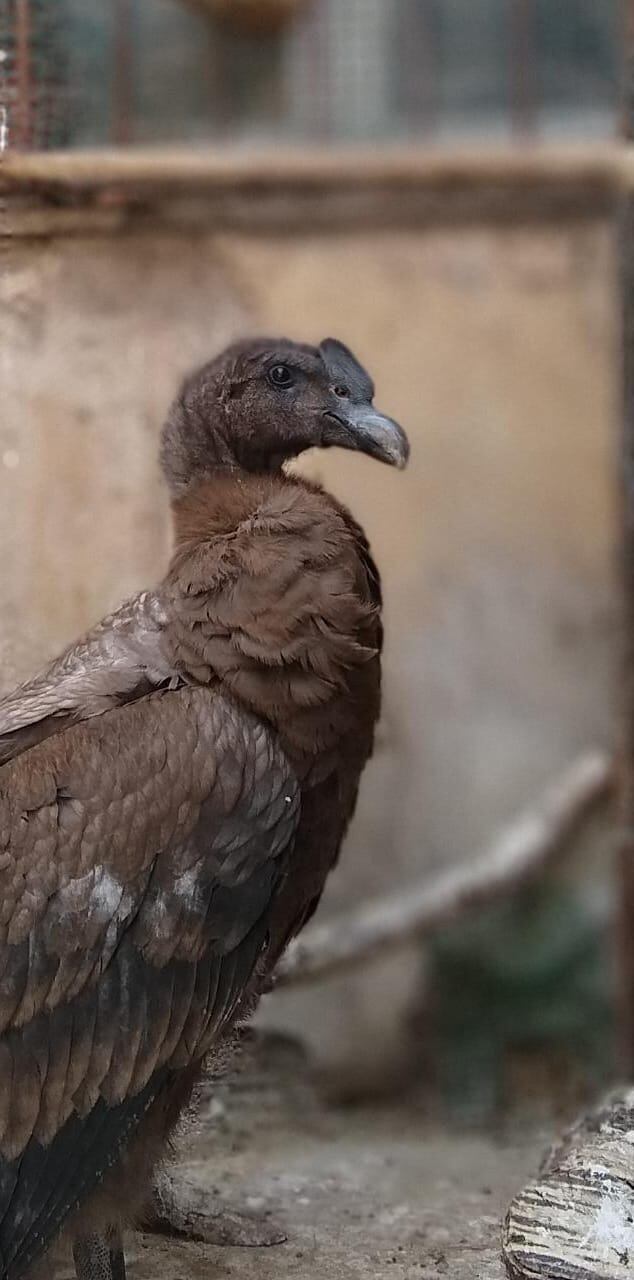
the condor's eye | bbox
[268,364,294,390]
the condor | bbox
[0,337,408,1279]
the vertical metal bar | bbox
[400,0,438,139]
[14,0,32,150]
[510,0,537,140]
[622,0,634,139]
[0,45,8,154]
[113,0,133,144]
[619,0,634,1076]
[316,0,333,140]
[418,0,439,139]
[205,22,231,137]
[285,0,330,141]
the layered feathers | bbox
[0,469,382,1276]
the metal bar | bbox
[14,0,32,150]
[418,0,439,139]
[619,0,634,1075]
[510,0,538,141]
[305,0,331,139]
[401,0,438,140]
[112,0,133,145]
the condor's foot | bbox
[73,1226,126,1280]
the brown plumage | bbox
[0,336,408,1279]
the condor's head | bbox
[161,337,409,495]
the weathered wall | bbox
[0,216,617,1084]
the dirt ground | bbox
[55,1035,545,1280]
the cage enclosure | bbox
[0,4,630,1279]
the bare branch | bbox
[276,751,612,989]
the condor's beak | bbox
[323,404,410,469]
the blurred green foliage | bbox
[429,881,616,1123]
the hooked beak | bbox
[323,404,410,469]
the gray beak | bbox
[323,404,410,469]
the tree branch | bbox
[276,751,612,989]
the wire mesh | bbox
[0,0,71,149]
[0,0,621,152]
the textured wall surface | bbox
[0,217,617,1083]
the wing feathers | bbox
[2,1072,165,1280]
[0,672,299,1274]
[0,591,174,767]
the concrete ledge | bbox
[0,144,623,237]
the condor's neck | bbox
[170,471,279,548]
[165,467,381,784]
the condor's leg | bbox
[72,1227,126,1280]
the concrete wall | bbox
[0,214,618,1086]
